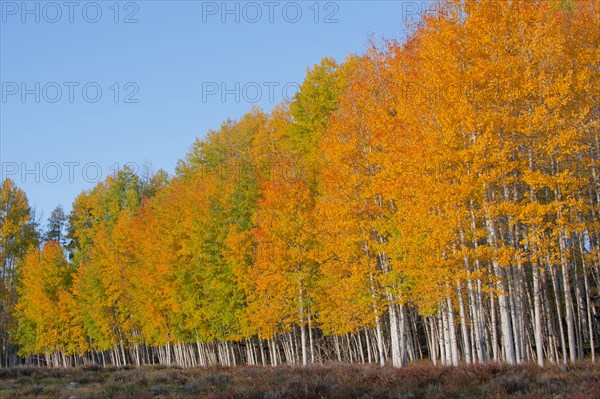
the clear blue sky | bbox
[1,0,416,225]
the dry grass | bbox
[0,362,599,398]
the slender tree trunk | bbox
[489,280,499,362]
[388,302,401,367]
[533,261,544,366]
[308,314,315,363]
[426,316,437,366]
[375,315,385,366]
[446,296,460,366]
[582,248,596,363]
[365,328,373,364]
[558,227,577,363]
[457,281,472,364]
[399,304,408,367]
[300,323,307,366]
[485,213,516,365]
[550,264,568,364]
[440,308,449,365]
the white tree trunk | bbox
[485,214,516,365]
[388,302,401,367]
[558,228,577,363]
[456,281,472,364]
[532,262,544,366]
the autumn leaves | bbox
[5,0,600,367]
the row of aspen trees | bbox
[2,0,599,368]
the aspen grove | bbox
[2,0,600,368]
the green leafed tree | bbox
[0,179,38,366]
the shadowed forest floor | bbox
[0,363,599,398]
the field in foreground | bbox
[0,363,599,399]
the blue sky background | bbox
[1,0,417,225]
